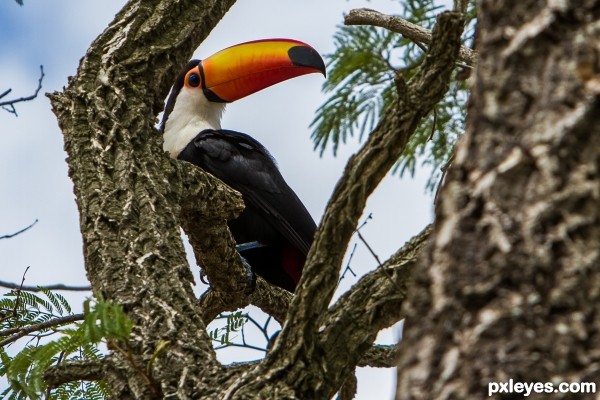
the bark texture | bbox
[48,1,238,398]
[396,1,600,399]
[46,0,465,398]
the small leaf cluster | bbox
[1,295,131,400]
[208,311,248,346]
[51,380,108,400]
[0,287,72,330]
[311,0,476,192]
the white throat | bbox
[162,88,226,157]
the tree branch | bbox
[174,159,244,221]
[0,313,84,347]
[0,280,91,292]
[0,219,38,240]
[358,344,402,368]
[317,225,430,383]
[345,8,477,66]
[44,359,105,389]
[199,277,292,325]
[180,206,252,308]
[337,371,357,400]
[256,11,464,399]
[177,157,257,314]
[0,65,44,116]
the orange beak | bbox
[199,39,326,103]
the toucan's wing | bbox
[178,129,316,254]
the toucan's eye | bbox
[188,73,200,87]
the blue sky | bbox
[0,1,434,398]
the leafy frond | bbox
[51,379,109,400]
[38,287,68,316]
[0,287,73,334]
[1,296,132,400]
[311,0,476,192]
[310,24,404,156]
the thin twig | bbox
[339,243,358,283]
[352,213,383,267]
[0,88,12,99]
[0,280,92,292]
[0,65,45,116]
[355,229,405,291]
[214,342,267,353]
[263,316,272,334]
[215,312,271,352]
[356,230,383,268]
[0,313,84,347]
[0,219,38,240]
[428,108,438,141]
[352,215,405,294]
[245,314,271,343]
[10,266,30,322]
[354,213,405,294]
[434,150,456,204]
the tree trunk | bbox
[48,1,237,398]
[396,1,600,399]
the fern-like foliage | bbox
[0,287,72,330]
[311,0,477,192]
[51,379,109,400]
[1,291,256,399]
[0,295,130,400]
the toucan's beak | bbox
[199,39,326,103]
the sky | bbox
[0,1,434,398]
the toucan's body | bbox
[161,39,325,292]
[178,129,316,291]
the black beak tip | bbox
[288,45,326,77]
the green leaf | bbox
[39,287,64,316]
[311,0,476,192]
[1,296,131,399]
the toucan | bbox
[160,39,326,292]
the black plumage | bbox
[178,129,316,292]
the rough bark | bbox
[48,1,237,398]
[396,1,600,399]
[45,360,105,389]
[46,0,465,398]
